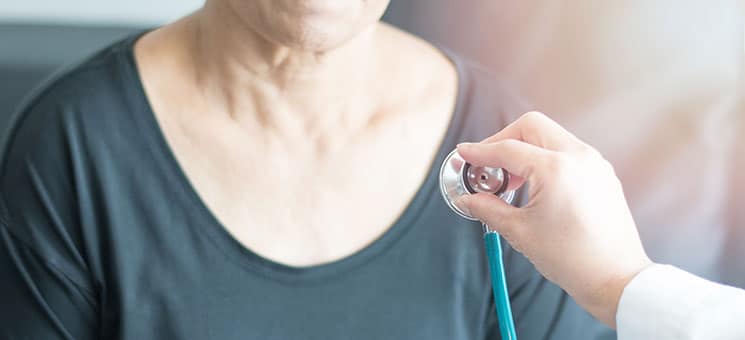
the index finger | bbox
[457,138,553,182]
[480,111,585,152]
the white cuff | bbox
[616,263,745,340]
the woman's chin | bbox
[226,0,389,52]
[286,0,360,17]
[264,18,370,52]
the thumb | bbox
[456,192,522,238]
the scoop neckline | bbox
[121,29,470,284]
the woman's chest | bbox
[113,275,484,340]
[98,213,489,340]
[152,111,453,268]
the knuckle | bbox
[576,145,615,174]
[516,111,544,127]
[522,111,546,122]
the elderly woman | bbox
[0,1,606,339]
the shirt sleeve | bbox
[0,222,99,339]
[617,263,745,340]
[0,71,102,339]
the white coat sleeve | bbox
[616,263,745,340]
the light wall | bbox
[0,0,204,26]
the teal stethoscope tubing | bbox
[483,226,517,340]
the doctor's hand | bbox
[455,112,652,329]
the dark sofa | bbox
[0,23,143,129]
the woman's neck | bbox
[186,2,385,140]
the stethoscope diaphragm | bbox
[438,149,516,220]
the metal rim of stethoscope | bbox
[438,149,516,221]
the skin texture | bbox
[456,112,654,328]
[132,0,459,267]
[221,0,391,51]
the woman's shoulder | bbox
[5,33,140,134]
[0,33,145,261]
[381,23,531,130]
[443,50,532,128]
[1,33,142,168]
[0,33,145,210]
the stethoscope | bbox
[439,149,518,340]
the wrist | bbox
[576,259,655,328]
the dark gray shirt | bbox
[0,31,609,339]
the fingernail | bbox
[457,142,475,149]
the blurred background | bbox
[384,0,745,290]
[1,0,743,319]
[0,0,200,128]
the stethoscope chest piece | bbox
[439,147,520,339]
[438,149,516,220]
